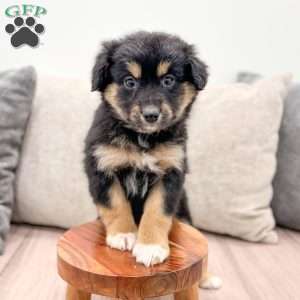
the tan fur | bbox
[151,144,184,171]
[137,182,172,248]
[161,102,173,119]
[93,144,161,174]
[126,61,142,78]
[176,82,197,120]
[157,61,171,77]
[93,143,184,173]
[97,179,137,235]
[129,104,141,123]
[103,83,127,120]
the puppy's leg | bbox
[132,182,171,266]
[98,179,137,251]
[200,272,222,289]
[133,169,183,266]
[85,152,137,250]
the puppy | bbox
[84,31,221,287]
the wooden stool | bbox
[57,220,208,300]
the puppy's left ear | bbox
[91,40,119,92]
[185,52,208,90]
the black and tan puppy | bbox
[84,31,207,267]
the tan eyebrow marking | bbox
[157,61,171,77]
[126,61,142,78]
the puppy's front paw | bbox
[132,243,169,267]
[200,273,222,289]
[106,232,137,251]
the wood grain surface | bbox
[67,285,91,300]
[174,284,199,300]
[57,220,208,299]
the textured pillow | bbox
[186,75,291,243]
[237,72,300,231]
[14,76,97,228]
[0,66,35,254]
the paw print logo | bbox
[5,16,45,48]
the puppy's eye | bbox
[123,76,138,90]
[161,74,176,88]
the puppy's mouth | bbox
[128,104,173,133]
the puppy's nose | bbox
[142,105,160,123]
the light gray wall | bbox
[0,0,299,84]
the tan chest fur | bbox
[93,143,184,174]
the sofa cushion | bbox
[237,72,300,231]
[14,75,97,228]
[0,66,35,254]
[186,75,291,243]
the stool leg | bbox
[174,283,199,300]
[66,285,91,300]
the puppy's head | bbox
[92,31,208,133]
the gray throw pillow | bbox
[273,84,300,230]
[0,66,36,254]
[237,72,300,231]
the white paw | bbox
[106,232,137,251]
[200,275,222,289]
[132,243,169,267]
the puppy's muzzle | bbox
[142,105,160,123]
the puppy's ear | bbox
[185,48,208,90]
[91,41,119,92]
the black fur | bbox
[84,31,208,225]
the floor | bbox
[0,224,300,300]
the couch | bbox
[0,68,300,300]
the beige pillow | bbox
[186,75,291,243]
[14,75,98,227]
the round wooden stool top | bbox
[57,220,208,299]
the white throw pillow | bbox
[14,75,98,227]
[186,75,291,243]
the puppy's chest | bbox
[93,141,185,175]
[117,168,158,199]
